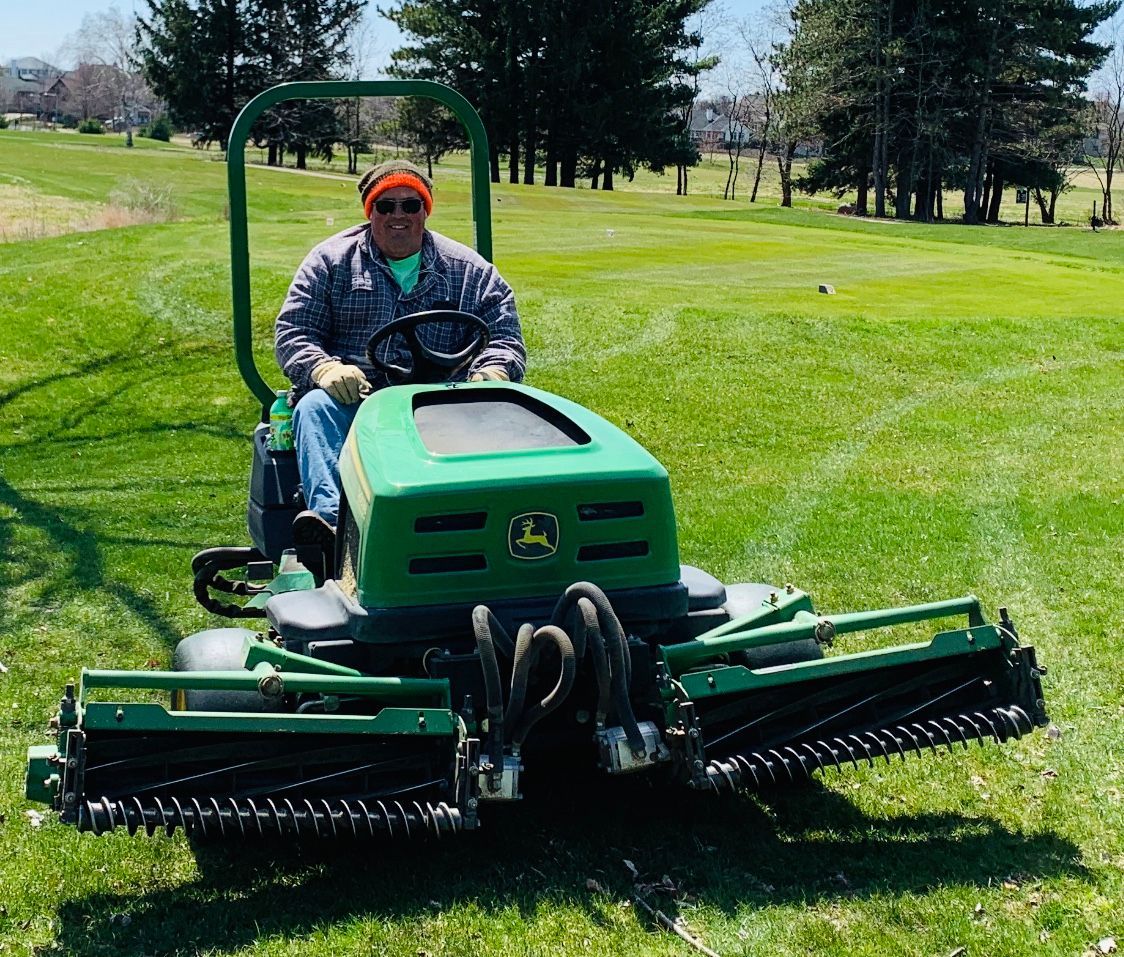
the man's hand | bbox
[311,360,369,404]
[469,367,509,383]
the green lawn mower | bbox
[25,82,1049,840]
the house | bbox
[0,74,46,115]
[7,57,61,81]
[687,101,763,152]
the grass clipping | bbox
[0,178,176,242]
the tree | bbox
[1087,19,1124,224]
[386,0,715,188]
[779,0,1115,222]
[138,0,361,157]
[63,7,153,145]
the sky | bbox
[2,0,768,74]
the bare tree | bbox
[1087,19,1123,225]
[738,19,782,203]
[63,7,151,145]
[340,13,385,174]
[674,3,723,195]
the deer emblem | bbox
[509,513,558,559]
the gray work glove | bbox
[311,359,370,404]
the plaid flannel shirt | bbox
[275,225,526,399]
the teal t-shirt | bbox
[386,251,421,293]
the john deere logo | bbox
[509,512,558,560]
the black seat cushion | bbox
[265,580,362,643]
[680,564,727,612]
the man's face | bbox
[369,185,427,260]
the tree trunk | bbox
[295,145,307,170]
[268,143,278,166]
[590,158,601,190]
[895,155,912,219]
[856,173,869,216]
[602,164,614,190]
[560,151,577,188]
[979,164,993,224]
[986,172,1004,223]
[936,178,944,220]
[522,128,537,185]
[508,138,519,184]
[490,146,500,184]
[777,141,796,207]
[964,34,998,224]
[1033,187,1053,224]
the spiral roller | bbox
[80,794,462,840]
[703,705,1035,793]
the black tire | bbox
[723,583,825,670]
[172,628,284,713]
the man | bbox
[275,159,526,547]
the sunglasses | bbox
[373,198,424,215]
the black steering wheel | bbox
[365,310,490,385]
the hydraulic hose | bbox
[551,582,644,755]
[471,606,516,659]
[503,623,537,739]
[575,597,611,729]
[509,625,577,747]
[471,605,508,772]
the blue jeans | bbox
[292,390,360,526]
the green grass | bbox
[1,128,1122,957]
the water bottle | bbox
[269,391,294,452]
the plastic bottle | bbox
[269,391,294,452]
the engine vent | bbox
[415,512,487,533]
[409,554,487,574]
[577,541,649,562]
[577,501,644,521]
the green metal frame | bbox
[226,80,494,406]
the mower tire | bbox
[172,628,284,713]
[723,583,825,670]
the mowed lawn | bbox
[0,129,1122,957]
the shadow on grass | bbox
[46,777,1084,957]
[0,466,225,651]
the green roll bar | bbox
[226,80,494,407]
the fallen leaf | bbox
[1040,768,1058,779]
[1097,937,1117,955]
[109,913,131,927]
[948,947,967,957]
[585,878,605,894]
[143,659,161,670]
[623,859,639,880]
[1047,725,1062,739]
[973,902,985,917]
[24,810,42,829]
[1039,929,1050,943]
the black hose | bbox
[509,625,577,747]
[550,582,644,754]
[576,597,612,728]
[471,605,507,769]
[193,561,267,619]
[503,623,536,741]
[471,606,516,659]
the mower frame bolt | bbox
[785,583,795,594]
[693,760,705,772]
[467,798,478,810]
[66,758,77,770]
[63,792,76,805]
[769,592,779,604]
